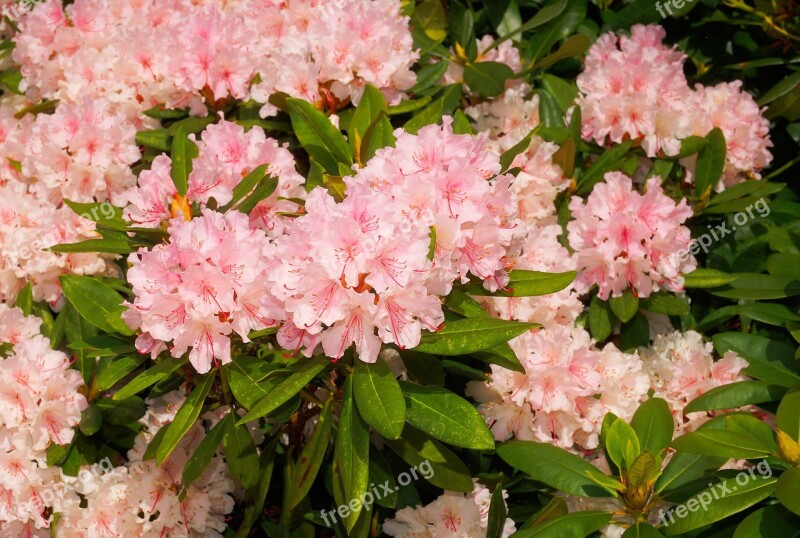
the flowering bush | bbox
[1,0,800,537]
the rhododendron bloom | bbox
[467,325,649,450]
[383,481,516,537]
[270,118,523,362]
[0,305,87,532]
[124,209,283,373]
[567,171,695,299]
[640,330,750,434]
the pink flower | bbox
[124,209,283,373]
[567,171,695,299]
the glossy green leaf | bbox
[114,358,188,401]
[335,375,370,531]
[514,511,612,538]
[59,275,126,334]
[776,467,800,517]
[631,398,674,457]
[354,358,405,439]
[670,429,775,459]
[464,61,514,98]
[237,357,328,424]
[695,128,727,196]
[399,381,494,450]
[286,98,353,174]
[156,372,215,464]
[182,415,226,489]
[223,411,260,490]
[685,381,786,413]
[497,440,620,497]
[414,318,535,356]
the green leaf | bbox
[462,270,576,297]
[361,113,396,163]
[694,128,727,196]
[497,440,620,497]
[576,141,633,195]
[114,358,188,401]
[485,0,567,54]
[286,98,353,174]
[777,390,800,441]
[733,505,800,538]
[94,355,146,391]
[50,238,134,255]
[522,497,569,529]
[237,438,278,538]
[182,415,226,489]
[96,395,146,426]
[59,275,125,334]
[609,289,639,323]
[710,274,800,300]
[404,84,462,135]
[663,476,777,535]
[588,296,613,342]
[237,357,328,424]
[776,467,800,517]
[514,511,613,538]
[413,318,535,356]
[235,174,279,215]
[353,358,405,439]
[759,69,800,106]
[605,418,641,470]
[399,381,494,450]
[169,125,198,196]
[79,404,103,436]
[335,375,370,531]
[535,34,591,70]
[640,293,690,316]
[290,399,333,509]
[156,372,216,465]
[486,484,509,538]
[622,523,664,538]
[223,411,260,490]
[499,132,533,172]
[670,429,774,459]
[527,0,587,63]
[136,129,171,151]
[631,398,674,457]
[538,88,566,129]
[412,0,447,42]
[683,268,738,288]
[619,313,649,352]
[384,425,474,492]
[464,61,514,98]
[713,333,800,387]
[685,382,786,413]
[219,163,269,213]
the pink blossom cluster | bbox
[57,391,235,537]
[119,119,305,236]
[0,304,87,533]
[14,0,417,119]
[467,86,570,226]
[640,330,750,434]
[268,118,523,362]
[0,180,111,305]
[383,481,516,537]
[23,97,141,204]
[466,325,650,451]
[567,171,696,300]
[123,209,283,373]
[577,24,772,186]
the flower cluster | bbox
[0,304,87,532]
[567,171,696,299]
[14,0,418,120]
[0,181,111,305]
[468,86,569,226]
[269,118,523,362]
[640,330,750,434]
[57,391,235,537]
[577,24,772,187]
[123,209,283,373]
[383,481,516,538]
[467,325,650,451]
[120,119,305,236]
